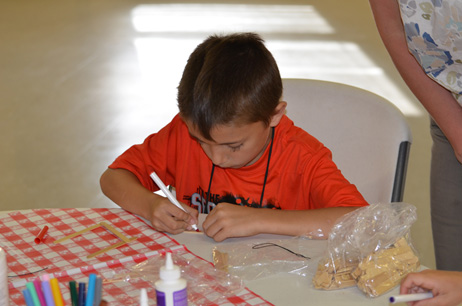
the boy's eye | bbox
[229,144,243,152]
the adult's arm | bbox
[369,0,462,163]
[400,270,462,306]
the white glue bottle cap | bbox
[160,253,180,281]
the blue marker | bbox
[22,289,34,306]
[85,274,97,306]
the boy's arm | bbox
[202,203,357,242]
[100,168,198,234]
[369,0,462,163]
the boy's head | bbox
[177,32,283,141]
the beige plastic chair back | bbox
[283,78,412,204]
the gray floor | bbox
[0,0,435,269]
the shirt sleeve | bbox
[304,147,368,209]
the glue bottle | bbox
[0,247,9,306]
[155,252,187,306]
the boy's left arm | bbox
[202,204,358,242]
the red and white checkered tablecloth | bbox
[0,208,272,305]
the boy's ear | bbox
[269,101,287,127]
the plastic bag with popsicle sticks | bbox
[312,202,420,297]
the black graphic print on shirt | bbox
[183,186,281,214]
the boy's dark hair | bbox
[177,32,283,140]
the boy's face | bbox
[184,119,273,169]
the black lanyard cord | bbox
[206,163,215,205]
[259,126,275,207]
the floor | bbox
[0,0,435,269]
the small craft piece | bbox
[54,222,137,258]
[212,249,229,273]
[53,224,101,244]
[99,222,131,243]
[352,237,420,297]
[87,237,137,259]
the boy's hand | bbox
[202,203,261,242]
[100,168,199,234]
[149,196,199,234]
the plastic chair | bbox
[282,78,412,204]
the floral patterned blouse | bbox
[398,0,462,103]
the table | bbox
[172,231,402,306]
[1,208,410,305]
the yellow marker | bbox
[50,277,64,306]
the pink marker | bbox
[33,277,47,306]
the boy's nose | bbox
[209,147,226,166]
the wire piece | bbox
[8,267,49,278]
[252,242,311,259]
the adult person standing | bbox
[369,0,462,271]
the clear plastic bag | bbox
[312,203,420,297]
[212,236,320,281]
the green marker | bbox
[69,280,79,306]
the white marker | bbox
[150,171,199,231]
[389,292,433,304]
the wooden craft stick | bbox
[86,237,137,258]
[99,222,131,243]
[53,221,137,258]
[53,224,101,244]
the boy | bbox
[100,33,368,242]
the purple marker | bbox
[41,274,56,306]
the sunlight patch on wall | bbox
[131,4,334,34]
[132,37,199,119]
[129,4,423,120]
[268,40,423,116]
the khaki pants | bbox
[430,118,462,271]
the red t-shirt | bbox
[109,114,368,213]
